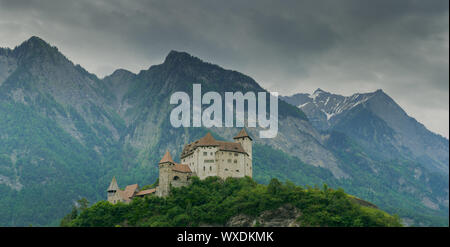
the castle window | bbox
[210,166,212,171]
[173,176,180,181]
[227,159,231,163]
[225,168,229,171]
[236,170,239,172]
[203,152,207,156]
[210,152,213,155]
[203,166,205,171]
[234,160,237,163]
[234,153,238,157]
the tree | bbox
[77,198,89,212]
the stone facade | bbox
[156,151,193,197]
[180,129,253,180]
[107,128,252,203]
[107,177,141,204]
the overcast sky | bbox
[0,0,448,138]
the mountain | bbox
[0,37,126,226]
[0,37,448,226]
[103,50,346,178]
[281,89,449,174]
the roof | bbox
[196,132,219,146]
[180,131,248,158]
[135,188,156,196]
[233,128,252,140]
[159,150,174,164]
[122,184,139,199]
[216,141,247,153]
[172,163,192,173]
[107,176,119,192]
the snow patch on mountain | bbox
[297,89,376,123]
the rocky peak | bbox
[12,36,70,67]
[163,50,203,66]
[313,88,329,95]
[106,69,136,81]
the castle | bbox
[107,128,253,203]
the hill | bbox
[60,177,402,227]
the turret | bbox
[157,150,175,197]
[107,176,119,201]
[233,128,253,160]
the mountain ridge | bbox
[281,89,449,174]
[0,36,448,226]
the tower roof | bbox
[233,128,252,140]
[107,176,119,192]
[159,150,174,164]
[196,132,218,146]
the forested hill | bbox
[61,177,402,227]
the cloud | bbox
[0,0,448,138]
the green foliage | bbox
[64,177,402,227]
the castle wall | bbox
[198,146,219,179]
[216,151,247,179]
[154,131,253,198]
[107,192,124,204]
[183,146,219,180]
[170,171,191,188]
[245,155,252,177]
[182,146,251,180]
[235,138,252,160]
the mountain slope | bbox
[104,50,346,178]
[281,89,449,174]
[0,37,447,226]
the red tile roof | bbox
[172,163,192,173]
[122,184,139,199]
[180,131,248,158]
[135,188,156,196]
[159,150,174,164]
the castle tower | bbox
[233,128,253,177]
[157,150,175,197]
[233,128,253,160]
[107,176,120,203]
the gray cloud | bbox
[0,0,448,138]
